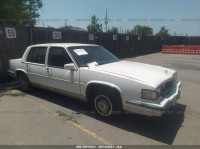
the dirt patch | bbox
[0,89,26,98]
[56,110,78,123]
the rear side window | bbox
[48,47,73,68]
[27,47,47,64]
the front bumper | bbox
[124,81,182,116]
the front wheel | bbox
[18,72,31,91]
[92,90,122,118]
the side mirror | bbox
[64,63,77,71]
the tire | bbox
[92,89,122,119]
[18,72,31,91]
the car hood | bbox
[92,61,176,88]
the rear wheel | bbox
[18,72,31,91]
[92,89,122,118]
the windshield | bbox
[68,46,120,67]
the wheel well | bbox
[16,70,25,79]
[86,84,122,105]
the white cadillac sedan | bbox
[8,43,181,118]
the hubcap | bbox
[95,95,112,116]
[98,100,108,111]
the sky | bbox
[37,0,200,36]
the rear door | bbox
[25,46,48,86]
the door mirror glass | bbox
[64,63,77,71]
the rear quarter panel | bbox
[8,59,22,75]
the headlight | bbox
[141,89,158,100]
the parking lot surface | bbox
[0,53,200,145]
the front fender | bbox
[85,80,122,96]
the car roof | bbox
[30,43,98,48]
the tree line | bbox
[86,15,170,36]
[0,2,169,36]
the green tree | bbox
[60,25,73,30]
[87,15,102,32]
[157,26,170,36]
[26,0,43,26]
[125,29,130,34]
[47,25,54,28]
[125,29,135,34]
[108,27,118,34]
[125,25,153,35]
[0,0,42,26]
[133,25,153,35]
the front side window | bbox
[48,47,73,68]
[26,47,47,64]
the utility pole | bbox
[105,8,108,48]
[105,8,108,33]
[65,19,67,42]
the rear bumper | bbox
[124,81,182,116]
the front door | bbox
[46,47,80,95]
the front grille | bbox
[162,79,174,96]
